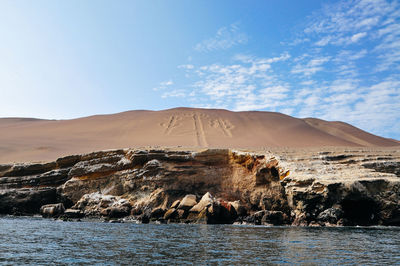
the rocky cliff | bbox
[0,148,399,226]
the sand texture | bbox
[0,107,398,163]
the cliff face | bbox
[0,148,399,226]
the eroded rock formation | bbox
[0,148,399,226]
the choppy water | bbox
[0,217,399,265]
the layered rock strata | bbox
[0,148,399,226]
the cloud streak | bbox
[194,23,248,52]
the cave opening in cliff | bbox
[341,197,379,225]
[255,167,280,185]
[270,167,279,179]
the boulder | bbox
[107,205,131,218]
[170,200,180,209]
[229,200,248,217]
[190,192,214,213]
[206,200,237,224]
[163,208,178,220]
[63,209,84,218]
[292,213,308,226]
[139,208,151,224]
[251,210,266,225]
[151,207,166,219]
[72,192,131,218]
[261,211,285,225]
[177,194,197,211]
[317,207,343,224]
[40,203,65,218]
[219,200,237,218]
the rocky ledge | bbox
[0,148,399,226]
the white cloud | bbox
[178,64,194,70]
[161,89,185,98]
[194,23,248,52]
[335,49,367,61]
[329,78,359,92]
[167,53,291,111]
[291,56,330,76]
[315,36,332,46]
[161,80,173,86]
[305,0,392,34]
[300,80,315,86]
[153,80,174,91]
[350,32,367,43]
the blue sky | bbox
[0,0,399,139]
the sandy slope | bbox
[0,107,398,163]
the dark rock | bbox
[139,208,151,224]
[205,201,237,224]
[230,200,248,217]
[1,162,56,177]
[151,207,166,219]
[243,215,256,224]
[0,188,57,215]
[292,213,308,226]
[317,207,343,224]
[56,155,81,168]
[261,211,285,225]
[108,206,130,218]
[250,210,266,225]
[381,207,400,226]
[163,208,178,220]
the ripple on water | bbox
[0,217,399,265]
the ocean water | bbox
[0,217,399,265]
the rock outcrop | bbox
[0,147,399,226]
[40,203,65,218]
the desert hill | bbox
[0,107,398,163]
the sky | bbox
[0,0,399,140]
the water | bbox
[0,217,399,265]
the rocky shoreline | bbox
[1,148,399,226]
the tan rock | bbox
[170,200,180,209]
[190,192,214,213]
[63,209,84,218]
[177,194,197,211]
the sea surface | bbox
[0,216,399,265]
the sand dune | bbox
[0,107,398,163]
